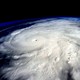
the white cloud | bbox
[0,18,80,80]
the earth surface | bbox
[0,17,80,80]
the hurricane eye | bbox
[28,36,42,46]
[31,37,40,43]
[32,39,38,42]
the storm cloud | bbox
[0,18,80,80]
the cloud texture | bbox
[0,18,80,80]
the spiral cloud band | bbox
[0,18,80,80]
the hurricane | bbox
[0,17,80,80]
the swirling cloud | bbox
[0,18,80,80]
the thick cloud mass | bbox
[0,18,80,80]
